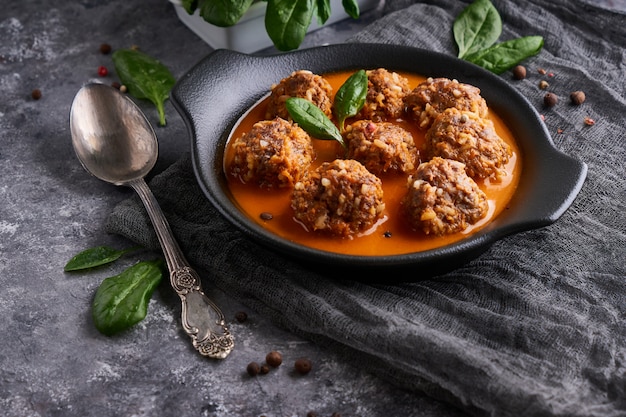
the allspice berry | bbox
[99,43,112,54]
[246,362,261,376]
[294,358,313,375]
[512,65,527,80]
[544,92,558,107]
[234,311,248,323]
[570,90,586,105]
[266,351,283,367]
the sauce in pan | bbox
[224,71,520,256]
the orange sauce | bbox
[224,71,521,256]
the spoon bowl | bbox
[70,83,157,185]
[69,83,234,358]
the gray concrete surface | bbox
[0,1,464,416]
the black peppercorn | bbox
[31,89,42,100]
[512,65,526,80]
[544,92,558,107]
[266,351,283,367]
[294,358,312,375]
[99,43,112,54]
[235,311,248,323]
[246,362,261,376]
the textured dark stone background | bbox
[1,0,623,416]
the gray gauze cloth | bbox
[105,0,626,416]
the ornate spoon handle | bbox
[130,178,234,359]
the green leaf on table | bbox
[333,69,367,132]
[342,0,360,19]
[465,36,544,74]
[92,259,164,336]
[453,0,544,74]
[266,0,315,51]
[197,0,254,27]
[454,0,502,59]
[112,49,176,126]
[316,0,331,25]
[286,97,346,148]
[181,0,198,14]
[64,245,141,272]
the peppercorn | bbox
[543,92,558,107]
[570,91,586,105]
[294,358,312,375]
[383,230,392,238]
[111,81,121,90]
[259,364,270,375]
[306,412,318,417]
[246,362,261,376]
[31,89,42,100]
[266,351,283,367]
[260,212,273,221]
[512,65,526,80]
[99,43,112,54]
[234,311,248,323]
[97,66,108,77]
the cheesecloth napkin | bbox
[105,0,626,415]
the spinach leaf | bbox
[64,245,140,272]
[316,0,331,25]
[453,0,543,74]
[333,69,367,132]
[286,97,345,148]
[454,0,501,59]
[181,0,198,14]
[266,0,315,51]
[342,0,360,19]
[465,36,544,74]
[198,0,254,27]
[112,49,176,126]
[92,259,164,336]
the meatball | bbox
[401,157,488,235]
[404,77,488,129]
[425,108,512,181]
[358,68,411,121]
[228,117,314,189]
[265,70,333,120]
[291,159,386,237]
[344,120,418,175]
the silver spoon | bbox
[69,83,234,359]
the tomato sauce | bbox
[224,71,521,256]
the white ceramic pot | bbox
[170,0,379,53]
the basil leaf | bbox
[465,36,544,74]
[454,0,502,59]
[316,0,331,25]
[342,0,360,19]
[181,0,198,14]
[333,69,367,132]
[266,0,315,51]
[112,49,176,126]
[64,245,140,272]
[92,259,164,336]
[198,0,254,27]
[286,97,345,148]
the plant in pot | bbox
[173,0,378,52]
